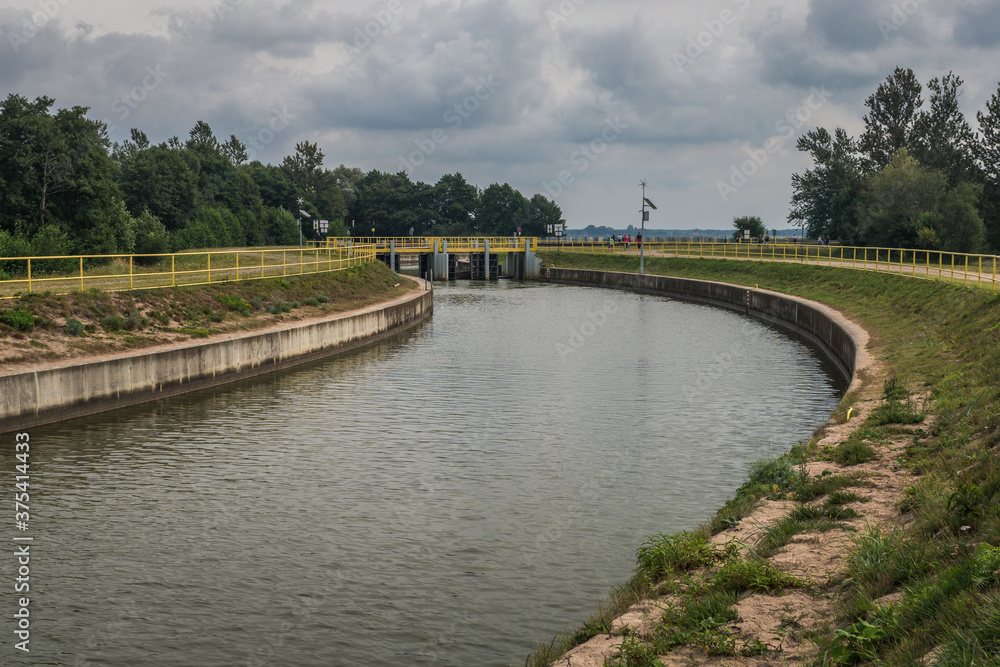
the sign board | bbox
[555,231,563,237]
[554,224,564,233]
[320,220,329,233]
[312,220,319,231]
[643,211,649,222]
[743,229,750,240]
[546,224,553,234]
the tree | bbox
[523,194,564,237]
[221,135,249,166]
[976,81,1000,251]
[857,149,986,252]
[246,162,298,211]
[0,94,122,253]
[476,183,528,235]
[858,68,923,173]
[431,173,478,233]
[732,215,766,240]
[788,127,862,242]
[118,146,199,231]
[912,72,980,185]
[281,141,325,197]
[350,170,423,237]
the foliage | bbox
[100,314,125,331]
[1,308,35,331]
[635,532,728,582]
[731,215,766,240]
[64,317,85,336]
[216,294,251,315]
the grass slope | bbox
[0,261,413,369]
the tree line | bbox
[0,94,565,262]
[788,68,1000,253]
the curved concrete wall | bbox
[0,287,433,432]
[545,268,869,387]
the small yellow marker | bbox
[846,407,854,421]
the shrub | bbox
[101,315,125,332]
[304,297,320,307]
[216,294,251,315]
[249,298,264,311]
[747,456,796,489]
[289,301,301,309]
[636,531,727,581]
[1,308,35,332]
[315,294,330,304]
[64,318,85,336]
[206,309,224,323]
[124,311,146,331]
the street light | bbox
[639,180,657,275]
[296,197,311,249]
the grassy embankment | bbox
[525,252,1000,665]
[0,260,413,369]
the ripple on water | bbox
[6,282,844,666]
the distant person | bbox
[637,233,642,250]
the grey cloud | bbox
[953,0,1000,47]
[805,0,886,51]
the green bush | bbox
[1,308,35,331]
[64,318,85,336]
[216,294,251,315]
[747,456,796,489]
[123,311,146,331]
[249,298,264,311]
[304,297,320,307]
[636,531,727,581]
[101,314,125,331]
[315,294,330,303]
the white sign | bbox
[320,220,329,233]
[554,224,564,233]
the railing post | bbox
[27,258,31,293]
[283,250,287,276]
[172,255,176,287]
[236,251,240,281]
[207,253,211,283]
[130,255,133,290]
[80,256,84,292]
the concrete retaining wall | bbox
[545,268,869,387]
[0,287,433,432]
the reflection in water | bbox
[2,282,843,666]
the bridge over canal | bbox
[318,237,543,281]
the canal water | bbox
[2,281,844,666]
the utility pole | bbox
[639,180,657,275]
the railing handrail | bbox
[0,245,379,299]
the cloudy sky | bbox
[2,0,998,231]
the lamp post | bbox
[297,198,311,249]
[639,180,657,275]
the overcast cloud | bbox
[2,0,998,231]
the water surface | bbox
[2,281,843,666]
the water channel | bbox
[2,281,845,666]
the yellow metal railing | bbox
[0,245,378,299]
[540,241,999,292]
[318,236,539,252]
